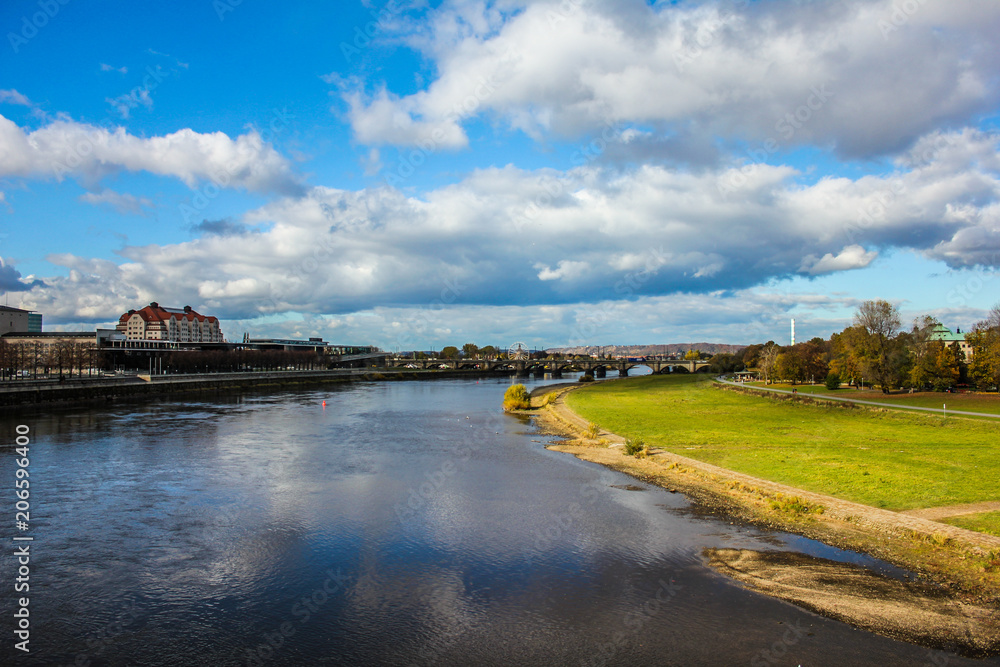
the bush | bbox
[579,373,595,383]
[824,372,841,391]
[585,422,600,438]
[623,437,646,456]
[503,384,531,411]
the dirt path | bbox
[717,378,1000,419]
[903,502,1000,521]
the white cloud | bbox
[15,127,999,330]
[344,0,1000,158]
[0,90,31,106]
[79,189,154,215]
[100,63,128,74]
[536,260,588,281]
[344,89,468,149]
[0,114,302,194]
[800,245,879,275]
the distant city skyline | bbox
[1,0,998,349]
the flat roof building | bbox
[0,305,35,336]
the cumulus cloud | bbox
[800,244,879,275]
[343,0,1000,158]
[217,289,861,351]
[17,127,1000,328]
[0,114,303,194]
[0,259,46,292]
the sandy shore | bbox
[528,381,1000,657]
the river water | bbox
[2,376,997,666]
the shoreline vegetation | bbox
[523,375,1000,657]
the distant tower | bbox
[790,319,796,346]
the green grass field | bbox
[942,512,1000,537]
[748,382,1000,416]
[567,375,1000,512]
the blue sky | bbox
[1,0,999,350]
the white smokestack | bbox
[791,318,796,346]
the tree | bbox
[758,342,780,384]
[852,299,903,393]
[479,345,497,359]
[440,346,459,359]
[683,349,701,360]
[739,343,764,370]
[824,372,841,390]
[708,353,741,374]
[776,348,806,384]
[462,343,479,359]
[910,341,960,391]
[502,384,531,411]
[968,303,1000,391]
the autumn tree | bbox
[851,299,903,393]
[708,352,741,374]
[968,303,1000,391]
[462,343,480,359]
[758,342,780,384]
[775,348,806,384]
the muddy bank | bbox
[706,548,1000,658]
[528,382,1000,656]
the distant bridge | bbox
[387,357,710,377]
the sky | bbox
[0,0,998,351]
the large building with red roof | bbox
[116,302,224,343]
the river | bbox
[2,375,996,666]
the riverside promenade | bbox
[0,368,492,408]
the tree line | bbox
[0,343,330,379]
[707,300,1000,393]
[0,341,100,380]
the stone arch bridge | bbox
[389,357,710,377]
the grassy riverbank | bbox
[566,375,1000,513]
[535,375,1000,652]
